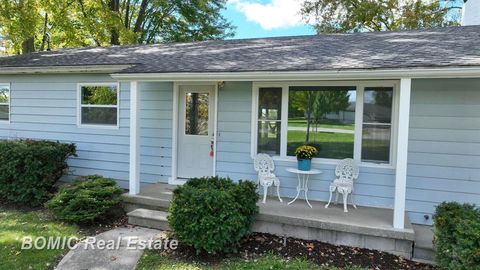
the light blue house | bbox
[0,25,479,235]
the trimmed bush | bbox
[0,139,76,206]
[168,176,259,254]
[45,175,124,223]
[433,202,480,269]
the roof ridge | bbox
[16,25,479,55]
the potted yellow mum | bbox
[295,145,318,171]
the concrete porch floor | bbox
[123,183,416,259]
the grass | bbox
[0,206,79,270]
[137,251,363,270]
[288,119,354,130]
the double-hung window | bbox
[78,83,119,127]
[257,87,283,155]
[361,87,394,163]
[254,82,397,166]
[0,83,10,122]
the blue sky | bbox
[223,0,316,39]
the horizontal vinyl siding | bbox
[407,78,480,225]
[0,74,131,188]
[139,82,173,183]
[215,81,395,208]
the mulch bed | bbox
[156,232,436,270]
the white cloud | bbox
[229,0,304,30]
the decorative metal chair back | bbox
[335,158,359,185]
[254,153,275,177]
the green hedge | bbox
[0,139,76,206]
[168,176,259,254]
[433,202,480,269]
[45,175,124,223]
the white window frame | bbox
[251,80,399,169]
[0,83,11,123]
[77,82,120,129]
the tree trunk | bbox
[305,112,312,144]
[40,13,49,51]
[124,0,130,28]
[109,0,120,45]
[133,0,148,33]
[21,37,35,54]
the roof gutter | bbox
[0,65,132,74]
[110,66,480,81]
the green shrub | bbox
[168,176,259,254]
[45,175,124,223]
[433,202,480,270]
[0,139,76,206]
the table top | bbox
[286,167,322,175]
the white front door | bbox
[177,85,215,179]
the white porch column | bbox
[129,81,140,195]
[393,78,412,229]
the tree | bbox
[290,90,350,143]
[301,0,463,33]
[0,0,235,54]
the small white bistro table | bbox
[286,167,322,208]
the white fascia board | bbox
[0,65,132,74]
[110,66,480,81]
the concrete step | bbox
[412,224,435,263]
[122,193,171,212]
[127,209,171,231]
[413,246,435,264]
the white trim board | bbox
[0,65,132,74]
[111,66,480,81]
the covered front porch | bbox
[125,77,413,231]
[123,183,415,259]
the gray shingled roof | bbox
[1,25,480,73]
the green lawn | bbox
[0,207,79,270]
[288,119,354,131]
[137,251,362,270]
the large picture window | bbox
[0,84,9,121]
[254,82,396,166]
[79,84,118,127]
[288,86,356,159]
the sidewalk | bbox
[56,227,162,270]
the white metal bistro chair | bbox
[253,154,283,204]
[325,158,359,212]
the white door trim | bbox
[169,82,218,185]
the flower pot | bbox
[297,159,312,171]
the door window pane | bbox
[185,92,209,135]
[287,86,356,159]
[257,88,282,155]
